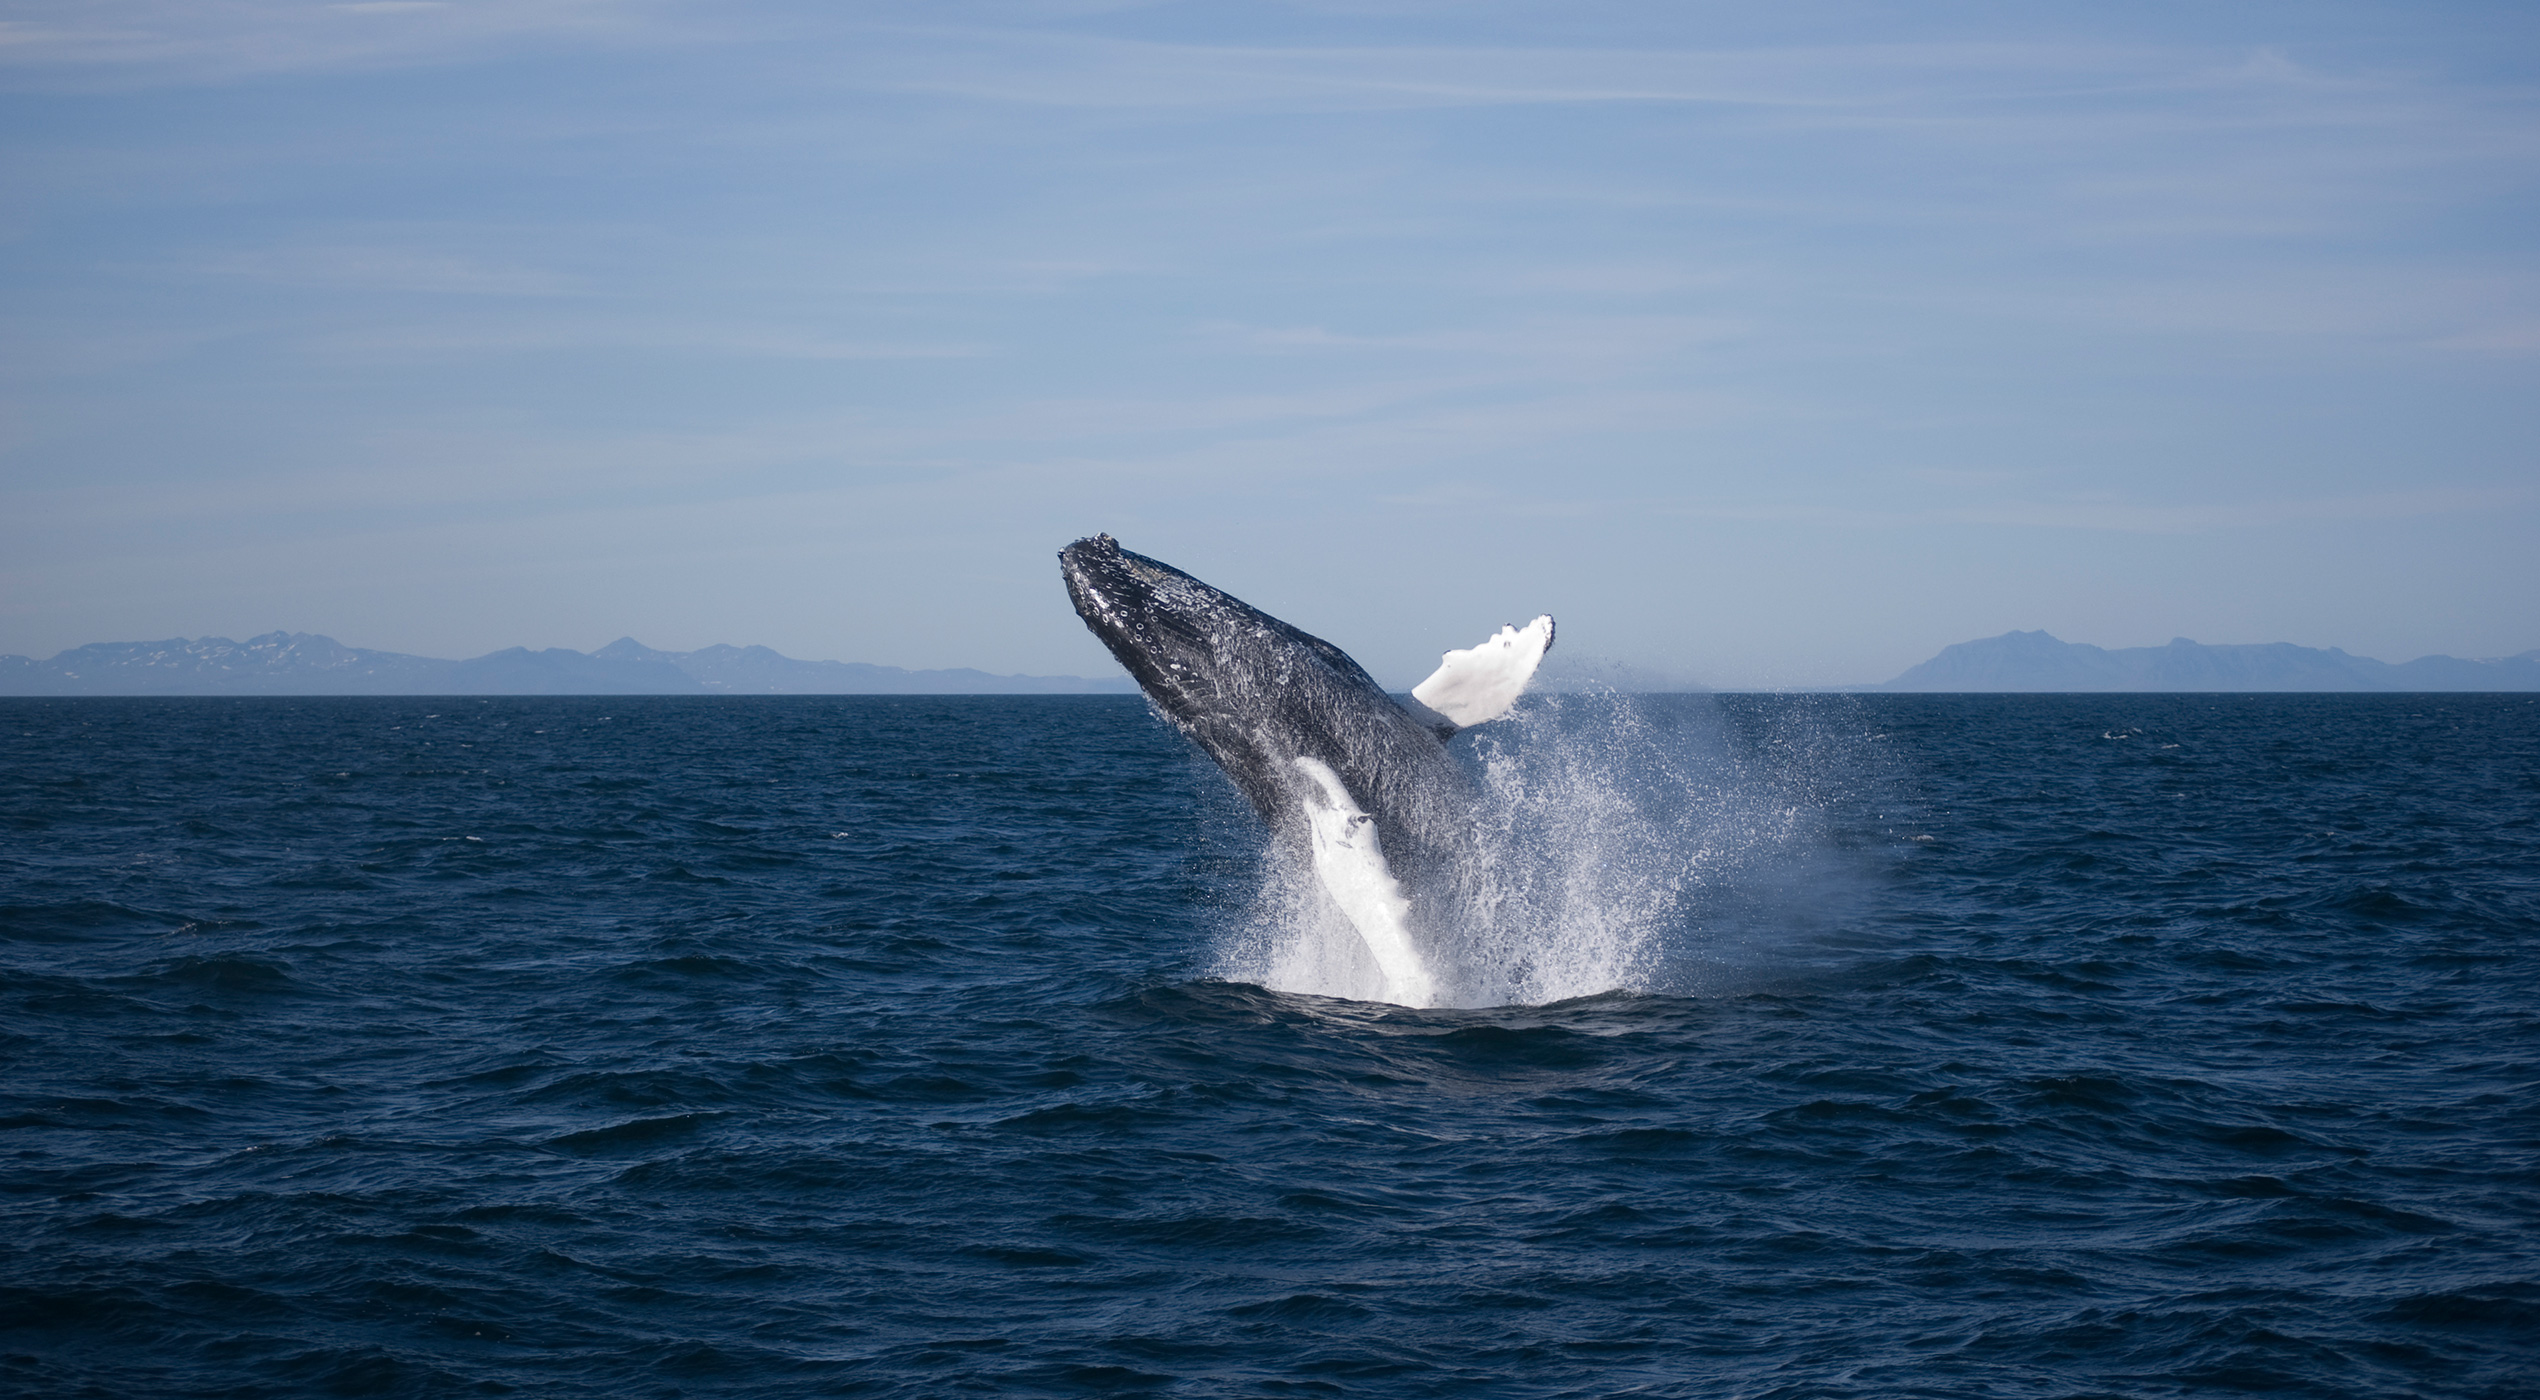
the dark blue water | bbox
[3,693,2535,1398]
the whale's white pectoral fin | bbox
[1290,757,1436,1008]
[1408,614,1555,737]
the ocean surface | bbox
[3,692,2534,1398]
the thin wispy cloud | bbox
[0,0,682,84]
[1359,481,2537,536]
[842,30,2168,113]
[1934,485,2539,533]
[183,244,581,296]
[296,322,990,362]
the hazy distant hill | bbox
[1884,631,2540,692]
[0,632,1135,696]
[589,639,1137,695]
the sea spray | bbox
[1216,691,1874,1008]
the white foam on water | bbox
[1214,691,1859,1009]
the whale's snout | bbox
[1057,532,1118,567]
[1062,532,1182,677]
[1056,534,1119,588]
[1058,533,1135,630]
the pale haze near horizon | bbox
[1,1,2532,689]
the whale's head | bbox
[1060,530,1392,699]
[1062,531,1379,727]
[1059,532,1471,856]
[1058,534,1232,713]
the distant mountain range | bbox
[1882,631,2540,692]
[11,628,2533,697]
[0,632,1138,696]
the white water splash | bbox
[1214,692,1864,1009]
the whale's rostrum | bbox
[1058,533,1552,1006]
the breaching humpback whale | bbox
[1058,534,1553,1006]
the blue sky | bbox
[2,1,2533,687]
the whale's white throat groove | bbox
[1291,755,1433,1007]
[1058,533,1553,1007]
